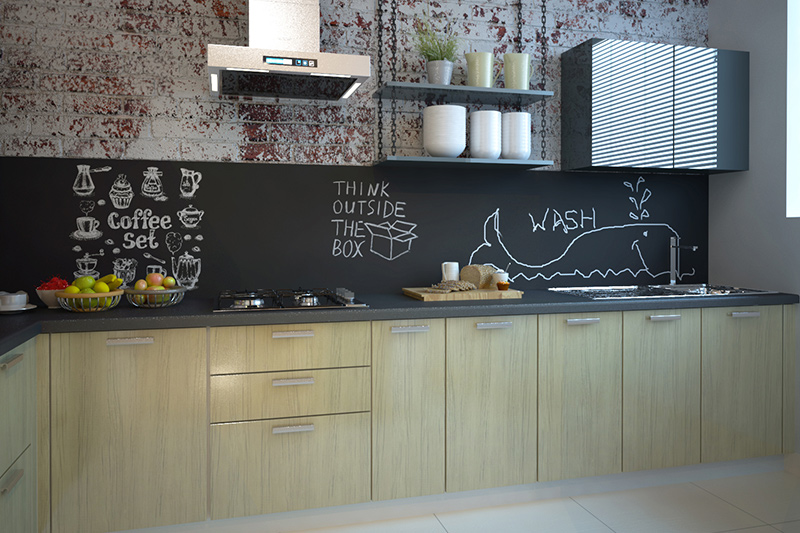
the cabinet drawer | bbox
[210,367,370,423]
[210,322,371,374]
[210,412,370,519]
[0,339,35,473]
[0,446,36,533]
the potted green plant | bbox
[412,7,460,85]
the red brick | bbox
[40,74,156,97]
[239,142,292,162]
[1,24,36,46]
[1,94,61,114]
[238,104,295,122]
[0,69,36,90]
[63,138,126,158]
[65,95,125,115]
[3,138,62,157]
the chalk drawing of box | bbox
[364,220,418,260]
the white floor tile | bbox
[774,520,800,532]
[303,515,447,533]
[436,498,614,533]
[573,482,765,533]
[695,471,800,524]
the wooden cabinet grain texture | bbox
[210,412,370,519]
[209,321,371,374]
[622,309,701,471]
[0,446,36,533]
[446,315,537,492]
[49,329,207,533]
[372,319,445,501]
[701,306,783,462]
[538,312,622,482]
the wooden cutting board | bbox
[402,287,524,302]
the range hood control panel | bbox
[264,56,318,68]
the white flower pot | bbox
[423,104,466,158]
[470,110,502,159]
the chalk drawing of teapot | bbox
[172,251,201,289]
[179,169,202,199]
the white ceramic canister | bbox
[470,110,502,159]
[423,105,467,158]
[501,111,532,160]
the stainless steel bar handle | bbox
[391,325,430,334]
[0,469,24,496]
[648,314,682,322]
[106,337,154,346]
[272,330,315,339]
[272,377,315,387]
[730,311,761,318]
[566,318,601,326]
[0,353,24,371]
[476,321,513,330]
[272,424,315,435]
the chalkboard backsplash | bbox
[0,157,708,299]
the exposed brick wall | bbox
[0,0,708,168]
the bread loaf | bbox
[459,264,497,289]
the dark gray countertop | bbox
[2,290,798,354]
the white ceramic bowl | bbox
[36,289,61,309]
[0,291,28,311]
[423,105,466,158]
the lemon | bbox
[63,285,81,294]
[73,276,96,290]
[94,281,110,293]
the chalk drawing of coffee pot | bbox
[73,165,111,197]
[179,168,202,199]
[172,251,201,289]
[177,205,204,228]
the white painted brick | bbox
[124,137,183,160]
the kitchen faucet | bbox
[669,236,698,285]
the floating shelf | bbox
[375,156,554,169]
[374,81,553,107]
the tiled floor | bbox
[306,471,800,533]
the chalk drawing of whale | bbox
[468,209,695,282]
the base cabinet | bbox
[210,413,370,518]
[372,319,445,501]
[49,329,207,533]
[538,312,623,482]
[622,309,701,471]
[701,306,783,462]
[446,315,537,492]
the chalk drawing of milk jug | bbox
[172,251,201,289]
[179,168,202,199]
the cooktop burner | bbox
[215,287,367,312]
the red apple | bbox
[145,273,164,287]
[162,276,177,288]
[146,284,166,303]
[133,279,148,291]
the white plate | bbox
[0,303,36,314]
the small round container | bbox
[124,286,187,309]
[36,289,61,309]
[0,291,28,311]
[56,290,124,312]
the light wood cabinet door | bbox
[538,312,622,482]
[210,412,370,519]
[446,315,537,492]
[50,329,207,533]
[702,306,783,462]
[0,338,36,475]
[0,446,36,533]
[210,321,371,374]
[372,319,445,501]
[623,309,701,471]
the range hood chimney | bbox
[207,0,370,101]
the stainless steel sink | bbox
[549,284,776,300]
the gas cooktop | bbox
[214,287,367,312]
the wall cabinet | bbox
[701,306,784,462]
[209,322,371,519]
[372,319,445,501]
[622,309,701,471]
[445,315,537,492]
[49,329,207,533]
[538,312,623,482]
[562,38,749,172]
[0,338,37,533]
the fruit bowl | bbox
[55,290,124,312]
[124,286,187,309]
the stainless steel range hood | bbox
[207,0,370,101]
